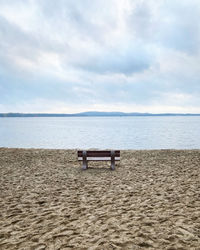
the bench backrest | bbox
[78,150,120,161]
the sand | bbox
[0,148,200,250]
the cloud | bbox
[0,0,200,113]
[75,43,151,75]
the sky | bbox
[0,0,200,114]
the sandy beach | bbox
[0,148,200,249]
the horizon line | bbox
[1,111,200,117]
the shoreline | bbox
[0,148,200,249]
[1,147,200,150]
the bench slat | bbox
[78,157,120,161]
[78,150,120,157]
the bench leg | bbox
[111,150,115,170]
[82,161,88,170]
[82,150,88,170]
[111,161,115,170]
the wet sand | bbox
[0,148,200,249]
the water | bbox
[0,116,200,149]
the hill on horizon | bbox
[0,111,200,117]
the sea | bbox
[0,116,200,149]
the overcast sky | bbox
[0,0,200,113]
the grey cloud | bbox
[38,0,117,44]
[0,0,200,112]
[127,0,200,54]
[128,1,156,40]
[75,45,151,75]
[157,1,200,54]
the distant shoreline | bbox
[1,111,200,117]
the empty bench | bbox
[78,150,120,170]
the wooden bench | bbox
[78,150,120,170]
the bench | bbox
[78,150,120,170]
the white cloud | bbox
[0,0,200,113]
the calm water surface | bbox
[0,116,200,149]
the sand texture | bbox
[0,148,200,250]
